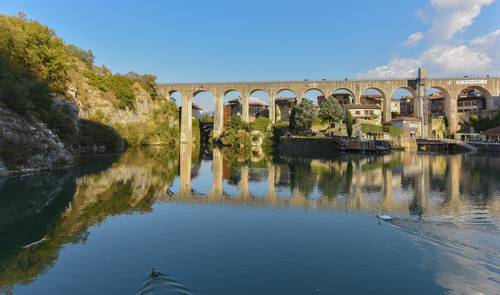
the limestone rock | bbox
[0,106,76,174]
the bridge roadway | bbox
[159,69,500,142]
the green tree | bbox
[319,95,343,135]
[469,114,479,130]
[346,110,353,138]
[290,99,315,135]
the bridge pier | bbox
[210,148,224,202]
[180,94,193,143]
[179,143,192,196]
[240,166,249,199]
[445,89,460,134]
[269,94,276,123]
[213,93,224,139]
[383,92,392,123]
[242,93,250,123]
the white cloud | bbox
[421,44,492,73]
[405,32,425,47]
[358,0,499,78]
[357,58,421,79]
[470,29,500,47]
[427,0,495,41]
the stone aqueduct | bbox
[160,70,500,142]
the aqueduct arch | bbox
[161,73,500,142]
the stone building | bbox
[345,104,382,123]
[391,116,422,138]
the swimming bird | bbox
[150,267,160,278]
[376,214,393,221]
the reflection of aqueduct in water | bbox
[177,145,497,215]
[161,70,500,142]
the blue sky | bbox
[2,0,498,82]
[1,0,499,109]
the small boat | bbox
[376,214,393,221]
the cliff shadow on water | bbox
[0,147,179,292]
[0,152,119,291]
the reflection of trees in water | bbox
[216,151,500,216]
[0,147,179,292]
[289,160,315,197]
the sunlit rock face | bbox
[0,106,75,175]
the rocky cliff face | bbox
[0,106,75,175]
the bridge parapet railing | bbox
[160,77,417,85]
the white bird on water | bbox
[376,214,393,221]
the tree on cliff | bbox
[346,110,353,138]
[290,99,315,135]
[318,95,343,135]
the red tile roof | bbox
[483,125,500,135]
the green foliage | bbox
[360,123,402,138]
[346,110,353,138]
[83,70,136,110]
[272,122,288,144]
[312,117,323,127]
[469,114,479,126]
[0,13,69,93]
[200,114,214,123]
[253,117,270,133]
[290,99,315,135]
[318,95,343,130]
[473,112,500,132]
[125,72,160,100]
[229,115,246,131]
[66,44,94,66]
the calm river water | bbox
[0,145,499,294]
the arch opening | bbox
[223,90,244,126]
[249,89,271,121]
[455,86,492,133]
[170,90,182,108]
[193,91,215,142]
[391,88,415,118]
[457,86,490,113]
[426,87,450,138]
[333,88,355,106]
[357,88,384,123]
[303,89,325,106]
[275,89,297,123]
[427,87,447,117]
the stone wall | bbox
[278,137,341,159]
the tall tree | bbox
[319,95,343,135]
[346,110,353,138]
[290,99,315,135]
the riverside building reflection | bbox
[172,148,499,218]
